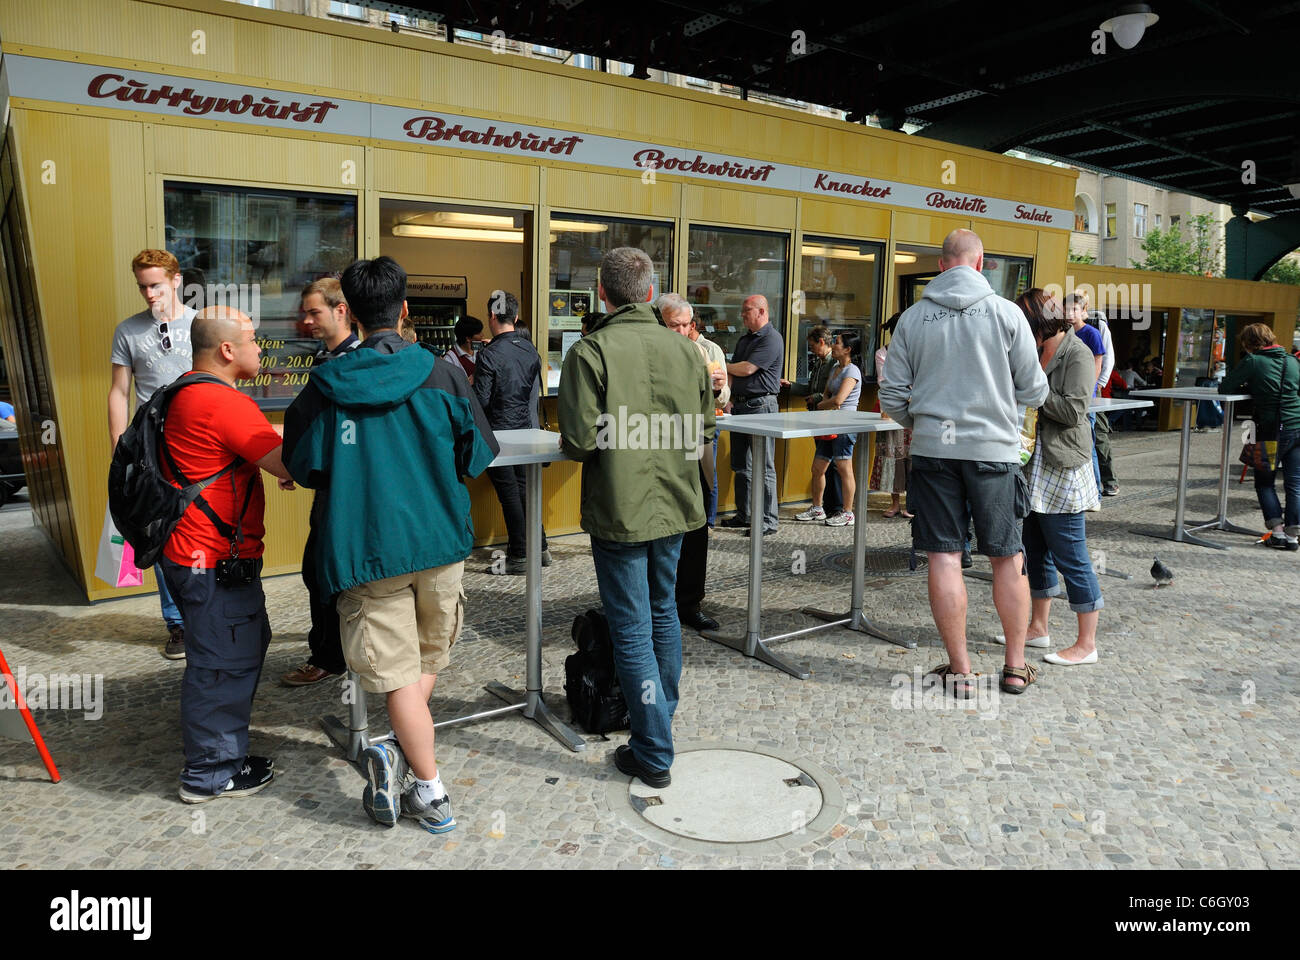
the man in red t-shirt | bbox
[159,306,297,804]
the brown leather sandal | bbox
[1000,662,1038,695]
[928,663,978,700]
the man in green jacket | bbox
[559,247,715,788]
[282,256,498,835]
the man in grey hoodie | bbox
[880,229,1049,696]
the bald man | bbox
[722,294,784,534]
[159,305,297,803]
[880,228,1048,698]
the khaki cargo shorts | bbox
[336,561,465,694]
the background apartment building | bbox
[1071,169,1231,271]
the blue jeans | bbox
[1022,511,1104,613]
[1255,427,1300,531]
[730,395,780,531]
[156,563,183,628]
[590,533,684,772]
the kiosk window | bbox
[546,214,673,394]
[687,226,788,362]
[797,237,883,381]
[164,182,357,410]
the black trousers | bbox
[162,558,270,795]
[302,524,346,674]
[676,447,715,616]
[488,463,548,559]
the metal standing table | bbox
[321,428,585,769]
[1129,387,1254,550]
[704,411,906,680]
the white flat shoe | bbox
[1043,649,1098,665]
[993,634,1051,648]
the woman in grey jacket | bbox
[995,289,1103,671]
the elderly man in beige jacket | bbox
[658,292,728,631]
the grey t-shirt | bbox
[826,361,862,410]
[110,306,197,405]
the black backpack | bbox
[107,373,247,569]
[564,609,630,735]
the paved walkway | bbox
[1,427,1297,869]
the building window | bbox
[1134,203,1148,239]
[546,214,673,394]
[1170,214,1181,230]
[1155,213,1162,230]
[164,181,358,410]
[238,0,275,8]
[687,226,788,362]
[1104,203,1117,239]
[797,237,883,383]
[329,2,368,20]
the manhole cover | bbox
[628,750,823,843]
[822,547,925,576]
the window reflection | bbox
[686,226,788,361]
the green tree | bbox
[1130,213,1222,276]
[1068,249,1097,264]
[1261,256,1300,286]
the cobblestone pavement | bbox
[2,427,1297,869]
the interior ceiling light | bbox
[1287,183,1300,200]
[551,220,609,233]
[894,253,917,264]
[1100,4,1159,50]
[429,211,518,229]
[801,244,875,261]
[392,224,524,243]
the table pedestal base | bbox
[1131,523,1230,551]
[800,606,915,649]
[699,627,811,680]
[482,681,587,751]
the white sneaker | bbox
[825,511,855,526]
[993,633,1051,648]
[794,506,826,522]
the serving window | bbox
[164,181,358,410]
[545,213,673,394]
[797,236,884,381]
[686,225,788,361]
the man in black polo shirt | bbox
[722,294,784,535]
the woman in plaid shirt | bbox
[994,289,1102,669]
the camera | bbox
[215,556,260,586]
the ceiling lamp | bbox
[894,253,917,264]
[429,211,518,229]
[1100,4,1159,50]
[392,224,524,243]
[551,220,610,233]
[801,244,875,261]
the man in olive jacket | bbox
[558,247,715,788]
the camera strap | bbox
[162,442,252,557]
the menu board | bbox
[234,337,320,409]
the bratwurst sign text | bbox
[6,55,1071,229]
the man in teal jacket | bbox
[283,256,498,835]
[559,247,714,788]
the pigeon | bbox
[1151,556,1174,588]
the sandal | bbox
[928,662,978,700]
[1000,662,1038,695]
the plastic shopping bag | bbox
[94,504,145,588]
[1018,406,1039,466]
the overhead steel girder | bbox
[916,36,1299,155]
[1226,211,1300,280]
